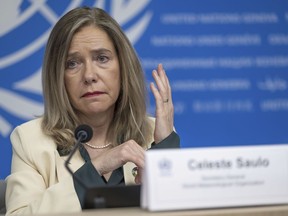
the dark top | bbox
[73,131,180,208]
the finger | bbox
[150,82,170,114]
[150,82,162,103]
[158,63,169,87]
[154,64,173,104]
[152,69,166,94]
[123,140,145,168]
[158,64,173,102]
[134,168,143,184]
[92,141,145,175]
[152,71,169,103]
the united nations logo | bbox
[0,0,152,139]
[158,158,172,176]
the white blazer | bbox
[5,117,154,215]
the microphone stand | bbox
[64,134,88,190]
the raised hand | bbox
[150,64,174,144]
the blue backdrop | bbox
[1,0,288,179]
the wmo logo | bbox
[0,0,152,178]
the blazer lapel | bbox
[55,149,84,182]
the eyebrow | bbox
[67,48,113,58]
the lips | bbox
[81,91,105,98]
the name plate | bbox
[141,145,288,211]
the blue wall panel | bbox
[1,0,288,179]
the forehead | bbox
[69,25,115,51]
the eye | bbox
[65,59,78,69]
[96,55,109,63]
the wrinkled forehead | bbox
[68,26,116,55]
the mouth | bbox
[81,91,105,98]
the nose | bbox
[83,60,97,85]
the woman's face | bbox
[64,25,120,119]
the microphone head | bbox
[74,124,93,143]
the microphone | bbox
[74,124,93,143]
[64,124,93,189]
[64,125,141,209]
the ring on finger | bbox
[132,167,138,177]
[163,99,169,103]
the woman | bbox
[5,7,179,215]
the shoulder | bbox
[11,117,46,142]
[147,116,155,122]
[147,116,155,125]
[143,116,155,149]
[14,117,42,131]
[10,117,56,154]
[146,116,155,133]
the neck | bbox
[79,112,114,147]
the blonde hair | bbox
[41,7,153,155]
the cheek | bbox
[64,76,78,100]
[113,74,121,96]
[64,78,73,95]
